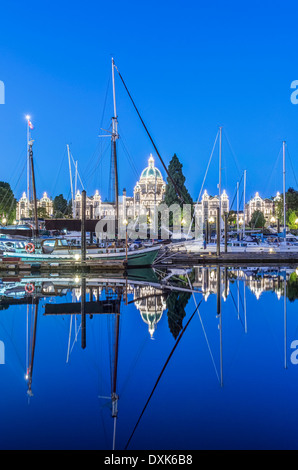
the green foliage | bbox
[37,207,50,219]
[166,270,194,339]
[287,272,298,302]
[0,181,17,224]
[53,194,69,218]
[164,154,193,207]
[228,210,237,225]
[250,210,266,228]
[276,188,298,222]
[287,209,298,229]
[163,154,193,227]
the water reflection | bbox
[0,265,298,449]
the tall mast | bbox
[283,141,286,241]
[26,115,31,215]
[111,58,119,240]
[29,140,39,235]
[26,299,39,397]
[218,126,222,228]
[236,181,239,237]
[67,144,75,218]
[243,170,246,239]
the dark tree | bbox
[53,194,68,218]
[163,154,193,228]
[164,154,193,207]
[0,182,17,224]
[250,210,266,228]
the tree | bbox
[164,154,193,207]
[276,187,298,222]
[250,210,266,228]
[227,210,237,225]
[166,271,194,339]
[0,182,17,224]
[163,154,193,228]
[53,194,68,218]
[287,209,298,229]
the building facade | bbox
[194,189,230,227]
[245,191,281,224]
[16,191,53,220]
[73,154,166,223]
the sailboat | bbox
[2,59,162,268]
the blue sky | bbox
[0,0,298,208]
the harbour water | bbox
[0,265,298,450]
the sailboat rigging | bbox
[124,295,203,450]
[113,60,185,204]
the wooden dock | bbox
[0,256,126,274]
[156,251,298,267]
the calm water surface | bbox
[0,266,298,450]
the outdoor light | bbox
[2,217,7,225]
[181,218,186,225]
[74,276,80,283]
[25,114,30,120]
[209,217,214,224]
[74,254,81,261]
[271,217,276,223]
[123,219,128,225]
[295,218,298,225]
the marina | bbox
[2,0,298,453]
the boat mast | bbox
[111,290,121,450]
[218,126,222,226]
[111,58,119,240]
[236,181,239,237]
[29,139,39,236]
[26,116,31,210]
[67,144,75,218]
[243,170,246,239]
[283,141,286,241]
[26,299,39,397]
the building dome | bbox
[140,154,162,180]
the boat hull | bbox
[1,245,161,267]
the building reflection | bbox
[134,285,167,338]
[192,266,292,301]
[70,282,167,338]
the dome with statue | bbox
[140,154,163,180]
[133,154,166,217]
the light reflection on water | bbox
[0,265,298,450]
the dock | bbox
[156,251,298,267]
[0,256,126,274]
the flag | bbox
[28,120,33,129]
